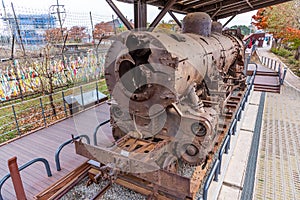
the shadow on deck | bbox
[0,103,111,200]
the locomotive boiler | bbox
[104,12,245,164]
[75,12,246,199]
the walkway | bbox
[0,103,111,200]
[256,47,300,91]
[254,85,300,200]
[215,47,300,200]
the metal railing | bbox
[55,134,90,171]
[260,56,287,85]
[201,64,256,200]
[0,80,108,144]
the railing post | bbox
[8,157,26,200]
[96,82,99,104]
[11,105,21,136]
[62,91,68,117]
[278,65,281,82]
[265,57,267,65]
[267,58,270,68]
[80,86,84,107]
[274,61,277,71]
[39,98,47,127]
[270,59,273,70]
[281,68,287,85]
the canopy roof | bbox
[117,0,292,19]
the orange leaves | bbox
[67,26,88,43]
[252,8,268,30]
[285,27,300,41]
[252,1,300,42]
[45,26,88,43]
[94,22,114,39]
[45,27,67,43]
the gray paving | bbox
[254,85,300,200]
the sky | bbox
[2,0,257,28]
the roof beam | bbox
[148,0,177,30]
[106,0,133,30]
[168,10,182,28]
[211,5,222,19]
[245,0,254,9]
[183,0,223,10]
[215,0,291,19]
[222,14,236,27]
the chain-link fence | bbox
[0,4,119,102]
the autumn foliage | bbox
[93,22,114,40]
[252,8,268,30]
[68,26,88,43]
[45,27,67,43]
[252,1,300,52]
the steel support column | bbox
[106,0,133,30]
[148,0,177,31]
[134,0,147,29]
[168,11,182,28]
[222,14,236,28]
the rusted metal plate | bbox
[75,141,160,173]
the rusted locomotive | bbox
[75,12,246,199]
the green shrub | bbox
[288,56,298,65]
[271,48,293,58]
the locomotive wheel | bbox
[112,127,127,141]
[191,122,207,137]
[163,155,179,173]
[175,141,205,165]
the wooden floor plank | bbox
[0,103,109,200]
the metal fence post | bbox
[80,86,84,107]
[39,98,47,127]
[281,68,287,85]
[11,105,21,136]
[62,91,68,117]
[270,59,273,70]
[96,82,99,103]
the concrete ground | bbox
[208,47,300,200]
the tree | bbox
[45,27,67,44]
[230,25,251,36]
[94,21,114,40]
[252,0,300,56]
[68,26,88,43]
[155,21,176,33]
[252,8,269,30]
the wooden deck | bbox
[0,103,112,200]
[247,63,281,93]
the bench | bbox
[63,89,107,115]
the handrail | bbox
[202,159,220,200]
[201,68,256,199]
[260,55,288,85]
[0,158,52,200]
[55,134,90,171]
[217,135,230,175]
[93,119,110,146]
